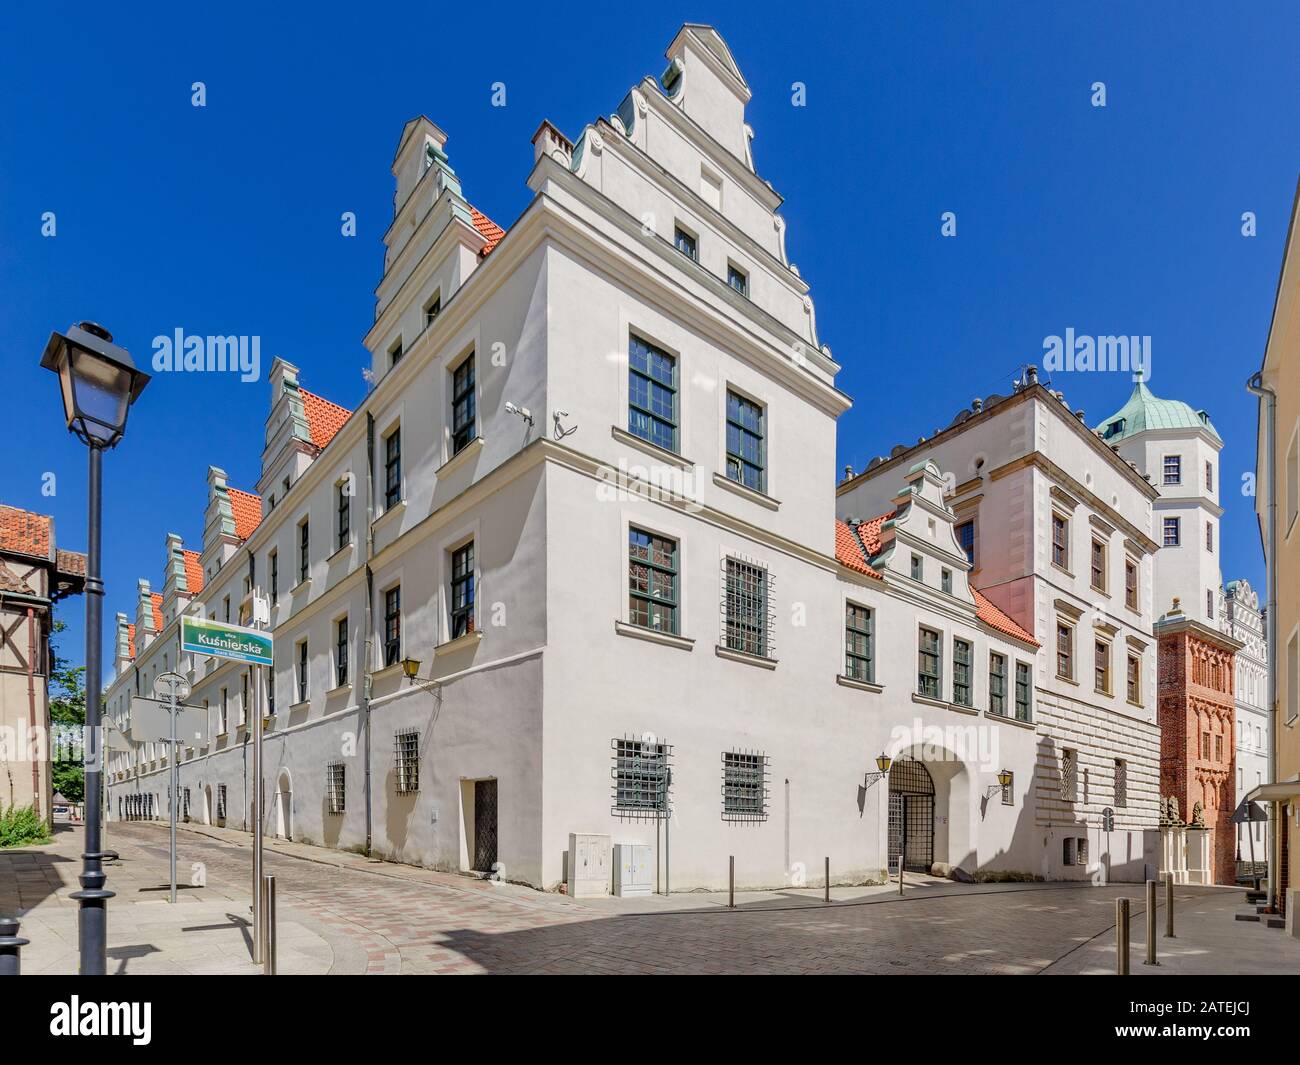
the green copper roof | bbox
[1094,381,1221,444]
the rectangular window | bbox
[451,353,476,455]
[450,542,475,639]
[1215,734,1223,762]
[1001,770,1014,806]
[612,736,669,814]
[628,528,678,634]
[1126,653,1140,703]
[1205,521,1214,552]
[726,263,748,296]
[918,627,942,699]
[941,568,952,594]
[910,553,923,581]
[845,603,874,682]
[725,390,765,493]
[1090,538,1106,592]
[389,338,403,366]
[423,292,441,329]
[336,483,350,551]
[955,520,975,567]
[1206,589,1214,620]
[384,428,401,509]
[384,586,401,667]
[1163,517,1180,547]
[673,225,698,261]
[1163,454,1182,485]
[270,549,278,603]
[1094,640,1111,694]
[1201,732,1211,760]
[1015,662,1032,721]
[627,334,677,453]
[240,673,248,727]
[327,762,346,814]
[297,641,308,703]
[223,595,231,623]
[299,520,310,583]
[1125,558,1138,610]
[722,751,768,821]
[336,617,349,688]
[1061,748,1077,802]
[1114,759,1128,808]
[952,638,972,706]
[1205,460,1214,493]
[266,667,275,716]
[1056,622,1073,680]
[219,688,228,734]
[989,653,1007,716]
[395,729,419,794]
[723,558,769,657]
[1052,514,1069,569]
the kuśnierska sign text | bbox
[180,615,273,666]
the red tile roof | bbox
[300,389,353,451]
[0,504,52,560]
[227,488,262,541]
[855,510,895,557]
[182,549,204,595]
[471,207,505,255]
[126,623,135,659]
[55,549,86,578]
[973,589,1039,647]
[833,519,883,580]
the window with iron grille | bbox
[326,762,346,814]
[956,520,975,567]
[451,353,476,455]
[1126,653,1140,703]
[1094,639,1111,694]
[270,549,278,603]
[989,652,1007,716]
[1163,454,1181,484]
[844,603,874,682]
[299,519,310,583]
[628,528,678,634]
[1090,538,1106,592]
[450,543,475,639]
[394,729,419,794]
[918,627,942,699]
[336,616,349,687]
[336,482,350,551]
[1061,748,1078,802]
[722,751,768,821]
[384,586,401,666]
[183,787,191,820]
[611,736,670,817]
[1001,771,1014,806]
[953,638,972,706]
[384,428,402,509]
[1114,759,1128,808]
[725,390,765,493]
[1163,516,1180,547]
[1076,837,1088,865]
[217,784,227,821]
[297,641,308,703]
[1051,513,1069,568]
[1056,622,1073,679]
[723,557,771,658]
[628,334,677,453]
[1125,558,1138,609]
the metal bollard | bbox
[898,855,904,896]
[824,857,830,903]
[261,875,277,975]
[728,856,735,909]
[1164,877,1175,938]
[0,918,29,976]
[1116,898,1130,975]
[1144,880,1158,965]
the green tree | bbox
[48,620,86,803]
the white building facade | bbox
[105,25,1150,890]
[1225,579,1270,864]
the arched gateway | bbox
[888,758,935,872]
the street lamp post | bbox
[41,321,150,975]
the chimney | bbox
[134,579,156,653]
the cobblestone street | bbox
[4,822,1299,975]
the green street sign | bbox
[181,615,273,666]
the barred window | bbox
[1163,454,1181,485]
[450,542,475,639]
[1015,662,1032,722]
[395,730,419,794]
[628,528,678,634]
[723,557,771,658]
[953,638,972,706]
[451,353,477,455]
[217,784,227,821]
[1163,517,1180,547]
[1061,748,1078,802]
[844,603,874,682]
[725,390,765,493]
[384,585,401,666]
[1114,759,1128,809]
[989,652,1007,716]
[183,787,191,820]
[722,751,768,821]
[612,736,670,817]
[918,627,941,699]
[628,334,677,453]
[327,762,346,814]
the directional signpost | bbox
[182,606,272,962]
[151,672,191,903]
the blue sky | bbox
[2,2,1295,671]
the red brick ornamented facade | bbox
[1155,606,1243,885]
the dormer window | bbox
[1103,418,1125,440]
[674,225,698,263]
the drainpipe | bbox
[1246,371,1280,910]
[362,412,375,856]
[27,606,41,823]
